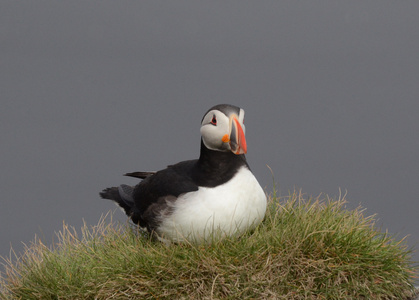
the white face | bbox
[200,108,246,153]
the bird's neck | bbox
[195,139,248,187]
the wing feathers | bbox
[124,171,156,179]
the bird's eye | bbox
[210,115,217,126]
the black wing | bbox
[131,159,199,230]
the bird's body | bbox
[156,165,265,243]
[100,104,266,243]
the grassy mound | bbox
[1,190,417,299]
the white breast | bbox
[156,166,267,243]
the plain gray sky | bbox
[1,1,418,273]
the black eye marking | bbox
[210,115,217,126]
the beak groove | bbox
[229,116,247,154]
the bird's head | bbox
[200,104,247,155]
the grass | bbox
[1,189,417,299]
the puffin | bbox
[100,104,267,243]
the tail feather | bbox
[100,186,134,216]
[118,184,134,204]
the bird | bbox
[100,104,267,243]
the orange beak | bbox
[229,115,247,154]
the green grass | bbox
[1,190,417,299]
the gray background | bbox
[1,1,418,276]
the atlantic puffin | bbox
[100,104,266,243]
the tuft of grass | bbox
[1,190,417,299]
